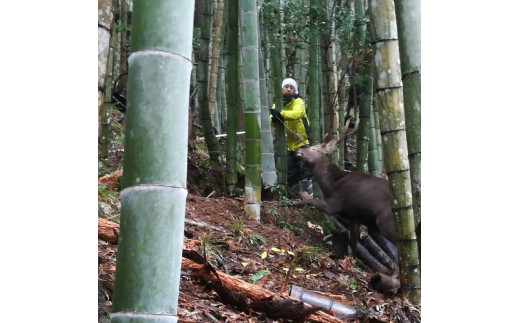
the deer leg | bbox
[349,221,360,255]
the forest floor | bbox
[97,109,421,322]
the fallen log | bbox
[185,218,226,232]
[98,218,225,245]
[182,256,354,322]
[98,217,227,245]
[98,218,119,244]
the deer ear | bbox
[324,140,337,154]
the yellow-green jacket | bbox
[271,96,310,151]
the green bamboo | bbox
[258,8,277,188]
[263,0,287,186]
[308,0,321,146]
[355,81,370,173]
[241,0,262,220]
[332,2,347,171]
[354,0,370,173]
[394,0,421,226]
[218,54,227,130]
[98,0,114,115]
[294,35,308,97]
[209,0,224,134]
[197,0,220,161]
[217,0,229,132]
[225,0,239,195]
[368,67,383,177]
[337,84,346,170]
[373,92,384,173]
[118,0,128,83]
[99,22,116,160]
[320,0,336,143]
[214,55,222,134]
[368,0,420,304]
[110,1,194,322]
[307,0,325,199]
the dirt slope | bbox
[98,189,420,322]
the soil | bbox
[98,110,420,322]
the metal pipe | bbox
[288,284,358,319]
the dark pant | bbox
[287,147,312,187]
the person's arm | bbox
[280,98,305,120]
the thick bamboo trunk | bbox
[241,0,262,220]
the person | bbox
[269,78,313,199]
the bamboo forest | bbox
[98,0,421,322]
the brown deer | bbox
[293,127,396,259]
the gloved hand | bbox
[269,109,284,123]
